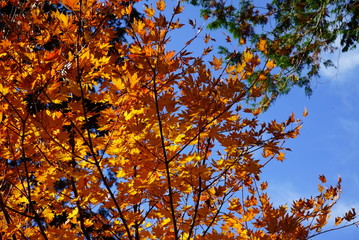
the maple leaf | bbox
[156,0,166,11]
[210,56,222,70]
[319,175,327,183]
[266,59,276,70]
[258,38,267,53]
[144,5,155,17]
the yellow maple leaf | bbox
[276,152,285,161]
[0,84,9,95]
[68,208,79,219]
[112,78,125,90]
[116,168,126,178]
[42,207,55,222]
[258,38,267,53]
[211,56,222,70]
[145,5,155,17]
[266,59,276,70]
[156,0,166,11]
[53,10,69,28]
[128,72,140,88]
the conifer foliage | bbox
[0,0,357,239]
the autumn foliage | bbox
[0,0,357,239]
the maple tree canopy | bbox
[0,0,357,239]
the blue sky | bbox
[145,1,359,238]
[261,46,359,239]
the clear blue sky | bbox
[260,47,359,239]
[150,1,359,238]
